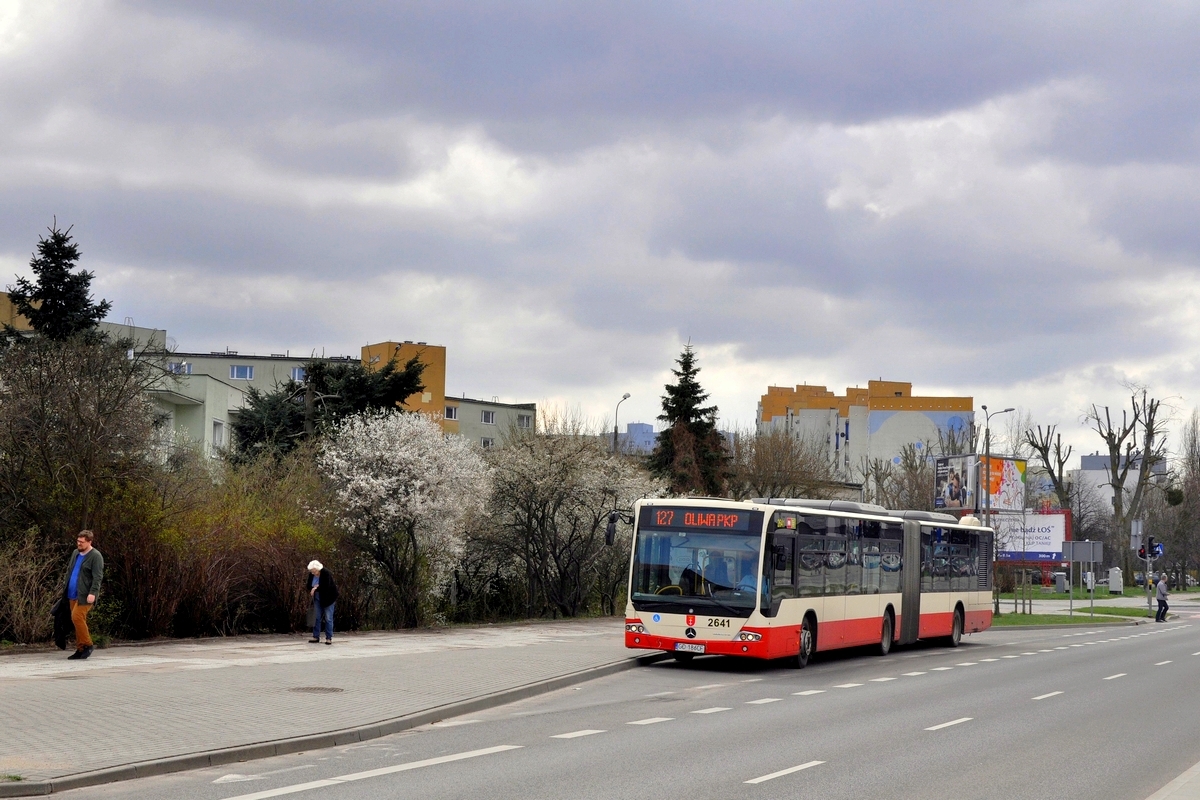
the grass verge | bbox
[2,775,23,782]
[991,613,1129,626]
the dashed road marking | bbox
[628,717,673,725]
[552,729,605,739]
[216,745,524,800]
[746,698,781,705]
[645,691,675,697]
[793,690,825,696]
[1022,652,1038,655]
[930,667,953,671]
[1033,691,1063,700]
[956,662,977,667]
[1104,674,1126,680]
[979,658,999,662]
[834,683,863,688]
[1038,649,1053,652]
[1003,655,1021,658]
[869,677,897,682]
[1156,660,1173,666]
[903,671,927,676]
[693,684,725,690]
[741,678,764,682]
[692,707,731,714]
[926,717,972,731]
[1054,647,1068,650]
[744,760,825,784]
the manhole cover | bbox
[289,686,344,693]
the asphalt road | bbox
[67,621,1199,800]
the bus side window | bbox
[844,518,863,595]
[861,521,881,595]
[880,522,903,594]
[824,517,847,596]
[920,530,933,592]
[796,534,824,597]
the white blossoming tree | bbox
[319,410,490,627]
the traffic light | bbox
[605,512,618,546]
[1147,536,1156,559]
[1139,543,1146,559]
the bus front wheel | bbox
[796,616,815,668]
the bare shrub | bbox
[0,529,59,643]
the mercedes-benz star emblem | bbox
[685,627,697,639]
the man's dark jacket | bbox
[307,568,339,605]
[61,548,104,604]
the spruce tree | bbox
[6,222,111,341]
[647,344,728,495]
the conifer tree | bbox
[6,222,111,341]
[647,344,728,495]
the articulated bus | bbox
[624,498,994,666]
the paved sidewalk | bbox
[0,619,637,793]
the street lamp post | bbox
[982,404,1014,614]
[613,393,631,452]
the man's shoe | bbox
[325,640,332,645]
[81,646,94,659]
[67,650,84,660]
[309,638,320,643]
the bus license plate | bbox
[675,643,705,653]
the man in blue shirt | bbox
[61,530,104,660]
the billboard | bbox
[980,456,1027,513]
[934,456,977,510]
[994,511,1070,562]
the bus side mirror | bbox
[605,512,618,546]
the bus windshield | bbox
[630,507,763,618]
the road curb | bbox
[990,619,1140,630]
[0,652,669,797]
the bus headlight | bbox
[625,623,646,634]
[736,631,762,642]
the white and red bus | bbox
[624,498,994,666]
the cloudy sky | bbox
[2,1,1198,457]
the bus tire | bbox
[796,615,816,668]
[946,607,963,648]
[672,652,694,663]
[878,610,894,657]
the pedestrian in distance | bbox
[1156,572,1170,622]
[307,560,338,645]
[61,530,104,660]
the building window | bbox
[481,437,495,449]
[481,410,496,425]
[290,367,306,381]
[212,420,225,448]
[445,405,458,420]
[167,362,192,375]
[517,414,532,429]
[230,365,254,380]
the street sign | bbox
[1131,519,1143,551]
[1154,542,1164,558]
[1062,540,1103,563]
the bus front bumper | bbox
[625,629,771,659]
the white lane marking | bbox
[1022,652,1038,655]
[552,729,605,739]
[1104,673,1126,680]
[627,717,673,725]
[1002,655,1021,659]
[930,667,953,671]
[692,707,731,714]
[1054,647,1068,650]
[1033,691,1063,700]
[1069,645,1084,648]
[744,760,825,785]
[1038,649,1053,652]
[1156,660,1173,666]
[979,658,999,662]
[1193,652,1200,656]
[834,683,863,688]
[217,746,524,800]
[213,766,316,784]
[645,691,675,697]
[431,719,481,728]
[746,698,781,704]
[793,690,825,696]
[903,671,927,676]
[693,683,725,689]
[925,717,972,731]
[869,677,897,682]
[956,662,977,667]
[741,678,764,682]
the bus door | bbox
[898,519,922,645]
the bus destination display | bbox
[639,506,751,531]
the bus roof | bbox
[636,497,992,533]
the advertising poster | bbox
[981,457,1026,512]
[934,456,976,510]
[994,511,1070,562]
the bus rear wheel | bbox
[878,612,893,657]
[946,608,963,648]
[795,616,815,668]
